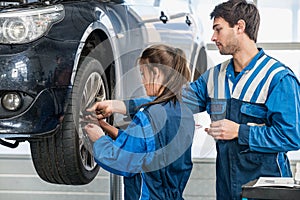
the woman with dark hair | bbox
[85,44,195,200]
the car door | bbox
[160,0,198,62]
[114,0,206,102]
[114,0,166,101]
[126,0,202,80]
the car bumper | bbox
[0,37,78,138]
[0,88,69,138]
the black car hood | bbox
[0,0,122,9]
[0,0,58,9]
[0,0,114,6]
[1,0,61,4]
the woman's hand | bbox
[84,123,105,142]
[98,120,119,140]
[86,100,127,119]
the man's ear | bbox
[237,19,246,33]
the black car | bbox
[0,0,207,185]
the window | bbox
[257,0,300,42]
[258,8,293,42]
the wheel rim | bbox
[78,72,106,171]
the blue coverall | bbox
[127,48,300,199]
[93,101,195,199]
[181,48,300,199]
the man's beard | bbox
[219,44,239,55]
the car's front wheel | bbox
[30,57,108,185]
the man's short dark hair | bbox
[210,0,260,42]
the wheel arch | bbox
[80,30,116,98]
[72,24,118,100]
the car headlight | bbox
[0,4,64,44]
[2,92,22,111]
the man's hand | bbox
[205,119,240,140]
[86,100,126,119]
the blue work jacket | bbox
[93,101,195,200]
[182,48,300,199]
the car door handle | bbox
[186,16,192,26]
[159,11,168,24]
